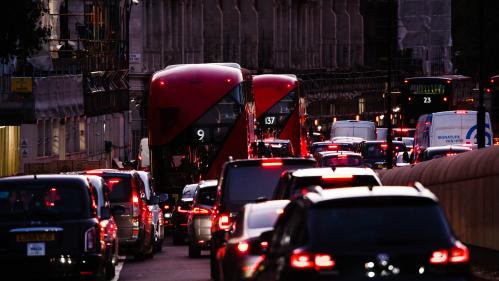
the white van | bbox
[413,110,493,159]
[330,120,376,140]
[138,138,150,170]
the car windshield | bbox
[102,175,132,203]
[224,163,313,208]
[196,186,216,206]
[322,155,363,167]
[309,198,451,250]
[0,182,90,220]
[247,208,283,229]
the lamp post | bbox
[385,0,395,168]
[477,0,486,148]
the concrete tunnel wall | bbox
[380,146,499,252]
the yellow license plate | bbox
[16,232,56,242]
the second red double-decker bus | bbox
[253,74,308,156]
[148,63,255,195]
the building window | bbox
[37,119,53,157]
[359,97,365,114]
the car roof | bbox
[331,136,365,143]
[246,199,290,213]
[255,139,291,144]
[198,179,218,189]
[318,151,362,157]
[365,140,405,145]
[85,169,137,176]
[225,157,316,167]
[425,145,472,151]
[291,167,378,178]
[304,185,437,204]
[0,174,89,186]
[311,141,332,146]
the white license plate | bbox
[27,242,45,256]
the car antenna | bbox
[33,174,37,180]
[367,185,374,191]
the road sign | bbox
[11,77,33,93]
[20,139,28,148]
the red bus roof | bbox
[253,74,299,119]
[148,64,249,146]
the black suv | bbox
[256,185,470,281]
[361,141,408,168]
[210,157,316,280]
[0,175,119,280]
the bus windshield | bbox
[258,91,296,139]
[409,83,446,95]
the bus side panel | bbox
[278,109,301,156]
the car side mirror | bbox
[101,206,111,219]
[111,205,126,216]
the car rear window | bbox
[102,175,133,203]
[247,207,283,229]
[321,155,363,167]
[290,175,380,197]
[364,143,406,159]
[196,187,216,206]
[309,198,451,249]
[0,181,90,220]
[224,163,313,208]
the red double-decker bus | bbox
[253,74,308,157]
[148,63,255,194]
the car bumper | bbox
[1,253,104,279]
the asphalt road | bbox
[117,238,211,281]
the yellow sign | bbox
[11,77,33,93]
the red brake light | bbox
[225,78,232,84]
[260,241,269,249]
[430,250,448,264]
[486,88,491,93]
[237,242,249,253]
[85,170,103,175]
[456,110,467,115]
[408,96,412,101]
[177,206,189,213]
[218,214,231,230]
[192,207,211,215]
[163,204,170,211]
[446,153,457,157]
[290,252,314,269]
[261,161,283,167]
[491,79,495,84]
[286,83,293,89]
[327,145,339,150]
[446,80,452,84]
[404,79,409,84]
[443,96,448,102]
[321,175,354,180]
[337,154,348,158]
[380,143,388,149]
[290,251,335,270]
[159,80,166,87]
[314,254,335,269]
[449,241,469,263]
[138,153,142,161]
[132,194,139,203]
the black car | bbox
[0,175,122,280]
[210,157,316,280]
[171,197,193,245]
[256,185,470,281]
[415,145,472,163]
[361,141,408,168]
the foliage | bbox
[0,0,51,63]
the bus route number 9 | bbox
[195,129,209,142]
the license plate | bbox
[16,232,55,242]
[27,242,45,256]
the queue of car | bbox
[0,168,169,280]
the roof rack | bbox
[412,181,425,192]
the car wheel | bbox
[188,242,201,258]
[105,260,115,280]
[210,245,220,281]
[172,230,184,245]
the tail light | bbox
[290,251,335,270]
[429,241,469,264]
[218,213,232,231]
[131,192,140,239]
[321,175,353,180]
[177,205,190,213]
[328,145,339,150]
[84,227,97,252]
[192,207,211,215]
[237,242,249,253]
[261,161,283,167]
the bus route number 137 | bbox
[264,116,276,125]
